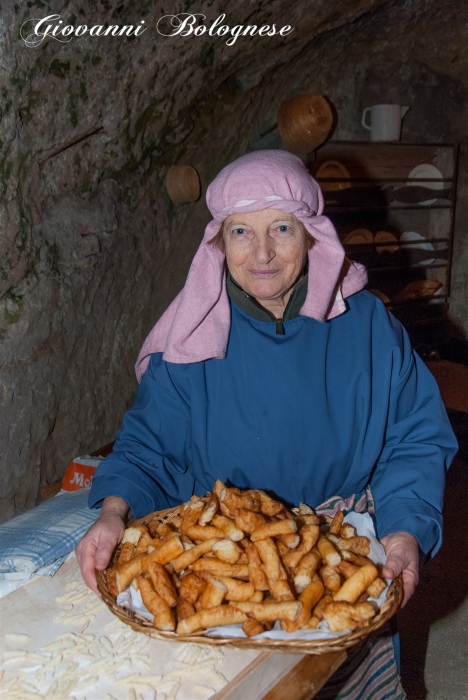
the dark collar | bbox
[226,272,308,334]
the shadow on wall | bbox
[398,411,468,699]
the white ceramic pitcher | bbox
[361,104,410,141]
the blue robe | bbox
[89,291,457,556]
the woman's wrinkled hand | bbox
[75,496,129,596]
[381,531,420,607]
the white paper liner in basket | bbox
[117,512,390,642]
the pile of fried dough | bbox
[105,481,387,637]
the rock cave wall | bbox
[0,0,466,520]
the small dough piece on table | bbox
[4,633,31,644]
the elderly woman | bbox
[77,150,457,699]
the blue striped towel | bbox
[0,489,100,579]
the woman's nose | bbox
[253,235,275,264]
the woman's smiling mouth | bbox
[248,269,280,277]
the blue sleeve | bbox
[371,313,458,556]
[88,353,196,518]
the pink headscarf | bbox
[135,150,367,380]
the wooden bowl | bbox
[165,165,201,204]
[315,160,351,191]
[343,228,374,245]
[277,93,334,154]
[375,231,399,254]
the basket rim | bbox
[97,505,403,655]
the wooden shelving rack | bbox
[308,142,458,328]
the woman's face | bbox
[222,209,309,310]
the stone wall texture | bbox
[0,0,467,520]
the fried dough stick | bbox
[177,606,248,634]
[281,578,325,632]
[137,576,175,631]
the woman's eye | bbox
[233,228,245,235]
[277,225,291,233]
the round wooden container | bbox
[165,165,201,204]
[97,506,403,656]
[277,93,334,154]
[315,159,351,191]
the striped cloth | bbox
[315,623,405,699]
[313,489,405,700]
[314,487,375,519]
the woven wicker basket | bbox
[97,506,403,655]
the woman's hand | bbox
[75,496,129,596]
[381,531,420,607]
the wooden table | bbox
[0,559,347,699]
[213,648,346,700]
[35,441,347,697]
